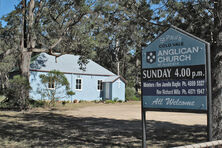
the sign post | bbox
[142,109,146,148]
[141,26,212,147]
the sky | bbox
[0,0,20,26]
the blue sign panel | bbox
[142,27,209,111]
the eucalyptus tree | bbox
[0,0,100,109]
[0,22,18,93]
[92,0,156,89]
[149,0,222,140]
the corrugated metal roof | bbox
[30,53,115,76]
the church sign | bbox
[141,26,211,111]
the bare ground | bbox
[0,102,207,148]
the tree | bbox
[149,0,222,140]
[0,0,99,109]
[91,0,156,90]
[4,75,31,110]
[211,0,222,140]
[38,70,74,106]
[0,20,18,94]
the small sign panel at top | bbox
[142,26,209,111]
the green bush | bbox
[79,100,87,103]
[0,96,6,102]
[29,99,48,108]
[61,100,70,106]
[130,95,140,101]
[38,70,75,107]
[93,100,102,103]
[62,101,66,106]
[4,75,31,110]
[125,87,140,101]
[125,87,136,99]
[113,97,119,102]
[105,100,115,104]
[117,100,123,103]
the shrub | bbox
[130,95,140,101]
[93,100,102,103]
[113,97,119,102]
[117,100,123,103]
[3,75,31,110]
[29,99,48,108]
[62,101,66,106]
[105,100,115,104]
[0,96,6,102]
[73,99,78,103]
[126,87,135,97]
[79,100,87,103]
[38,70,75,107]
[125,87,138,101]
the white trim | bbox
[75,78,82,91]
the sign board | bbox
[141,26,211,112]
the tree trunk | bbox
[212,0,222,140]
[19,51,32,109]
[17,0,33,110]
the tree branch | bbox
[31,47,63,58]
[35,0,45,25]
[215,51,222,61]
[30,48,49,53]
[139,14,168,27]
[50,37,63,49]
[65,13,86,30]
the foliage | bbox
[0,25,18,93]
[3,75,31,110]
[62,101,69,106]
[0,95,6,102]
[113,97,119,102]
[78,100,88,103]
[38,70,75,106]
[29,99,48,108]
[125,87,140,101]
[104,98,124,103]
[117,100,123,103]
[104,100,115,104]
[93,99,102,103]
[129,96,140,101]
[125,87,135,100]
[73,99,78,103]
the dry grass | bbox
[30,101,98,112]
[0,102,207,148]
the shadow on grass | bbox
[0,112,207,148]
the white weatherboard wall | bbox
[72,74,109,101]
[30,71,115,101]
[111,78,125,101]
